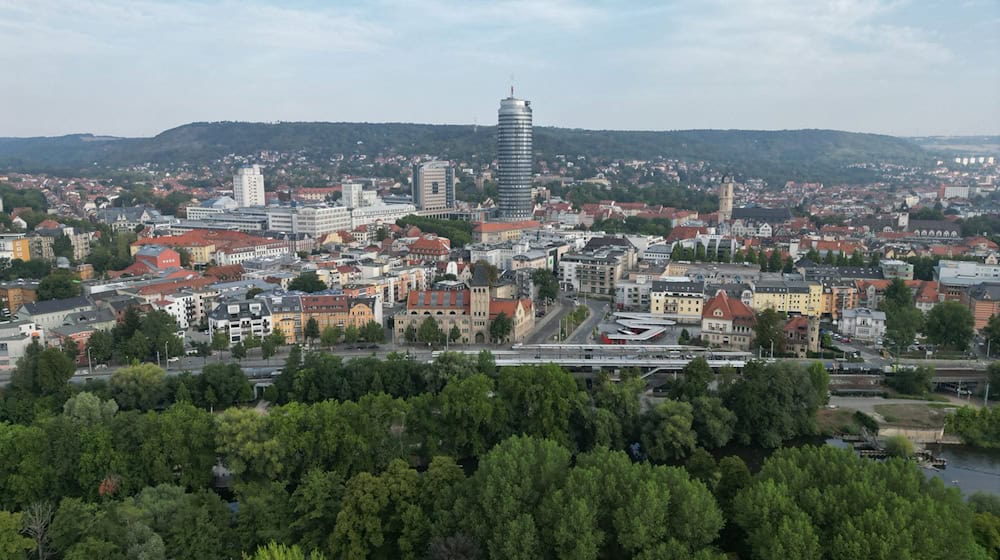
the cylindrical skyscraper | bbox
[497,94,533,221]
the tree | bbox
[320,325,342,347]
[691,396,736,449]
[304,317,320,344]
[360,320,385,343]
[417,317,444,347]
[37,271,81,301]
[246,541,325,560]
[888,365,934,395]
[61,336,79,362]
[639,399,696,462]
[982,314,1000,358]
[63,392,118,424]
[782,255,795,273]
[10,342,75,398]
[211,330,230,352]
[449,325,461,345]
[849,250,865,267]
[695,243,707,262]
[85,329,114,365]
[404,325,417,345]
[489,312,513,344]
[344,324,360,344]
[754,309,785,355]
[52,234,74,263]
[231,342,246,361]
[768,249,782,273]
[246,286,264,299]
[0,510,32,558]
[724,361,823,447]
[531,269,559,301]
[288,272,327,293]
[925,301,975,350]
[201,363,252,407]
[110,363,166,411]
[678,328,691,345]
[884,434,915,457]
[22,502,54,560]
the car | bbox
[95,364,108,370]
[167,357,180,363]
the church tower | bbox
[470,263,491,342]
[719,176,734,223]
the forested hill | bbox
[0,122,930,184]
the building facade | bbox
[838,308,886,342]
[497,95,533,221]
[649,280,705,323]
[413,161,455,211]
[233,165,265,208]
[701,290,756,351]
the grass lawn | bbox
[873,403,955,429]
[818,407,861,435]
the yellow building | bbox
[752,280,823,317]
[649,280,705,323]
[270,294,380,344]
[11,238,30,261]
[819,283,858,320]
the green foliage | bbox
[883,435,915,458]
[110,363,167,411]
[489,312,513,344]
[754,309,786,355]
[417,317,444,347]
[531,269,559,301]
[640,399,697,462]
[37,270,81,301]
[0,510,33,558]
[289,272,328,293]
[304,318,321,343]
[723,361,824,447]
[925,301,975,350]
[888,366,934,396]
[0,183,47,211]
[947,406,1000,448]
[732,446,987,560]
[396,215,473,247]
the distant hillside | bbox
[0,122,930,186]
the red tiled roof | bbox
[489,298,531,319]
[406,289,471,311]
[702,290,755,325]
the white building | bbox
[187,196,238,220]
[233,165,265,208]
[208,299,273,345]
[838,308,886,342]
[267,205,352,237]
[350,202,417,229]
[341,182,376,209]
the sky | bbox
[1,0,998,138]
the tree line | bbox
[0,348,994,558]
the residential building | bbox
[880,259,914,280]
[615,279,652,311]
[0,320,44,369]
[413,161,455,211]
[649,280,705,323]
[16,297,94,330]
[407,236,451,262]
[0,233,30,261]
[0,280,38,318]
[233,165,265,207]
[752,280,823,317]
[838,308,886,342]
[784,316,820,358]
[497,94,533,221]
[701,290,756,350]
[95,206,167,232]
[963,283,1000,330]
[298,294,381,342]
[208,299,273,344]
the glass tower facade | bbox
[497,96,533,221]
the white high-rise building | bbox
[497,92,533,221]
[341,182,375,209]
[233,165,265,207]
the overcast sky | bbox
[1,0,997,137]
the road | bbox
[567,298,611,343]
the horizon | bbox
[4,120,999,141]
[2,0,998,138]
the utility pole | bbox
[87,346,93,377]
[984,382,990,407]
[164,341,169,370]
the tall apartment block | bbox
[233,165,265,207]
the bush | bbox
[884,434,915,458]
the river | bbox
[922,443,1000,496]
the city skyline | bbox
[1,0,997,138]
